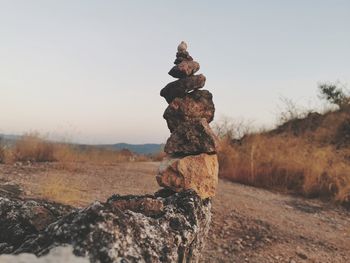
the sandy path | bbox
[0,162,349,262]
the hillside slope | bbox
[218,108,350,206]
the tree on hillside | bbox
[318,82,350,109]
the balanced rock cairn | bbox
[157,41,219,199]
[0,42,216,263]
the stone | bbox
[174,51,193,65]
[176,51,192,59]
[10,191,211,263]
[168,60,200,78]
[156,153,219,199]
[0,197,73,253]
[177,41,188,52]
[160,74,206,103]
[164,90,215,132]
[164,118,218,155]
[296,246,308,259]
[174,56,193,65]
[109,195,164,217]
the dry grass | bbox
[53,144,134,164]
[11,133,56,163]
[150,151,166,162]
[218,110,350,206]
[2,133,149,166]
[39,175,85,205]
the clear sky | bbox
[1,0,349,144]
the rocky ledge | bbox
[0,190,211,263]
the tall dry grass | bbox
[217,110,350,207]
[54,144,147,165]
[1,133,148,165]
[12,133,56,163]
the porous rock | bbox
[11,191,211,263]
[168,60,200,79]
[157,154,219,199]
[164,90,215,132]
[160,74,206,103]
[164,118,218,155]
[0,197,73,253]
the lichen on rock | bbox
[8,191,211,263]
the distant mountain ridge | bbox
[0,134,163,155]
[97,143,163,155]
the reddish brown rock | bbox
[164,118,218,156]
[168,60,200,79]
[164,90,215,132]
[174,51,193,65]
[110,196,164,217]
[160,74,206,103]
[157,153,219,199]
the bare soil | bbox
[0,162,349,263]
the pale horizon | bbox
[1,0,349,144]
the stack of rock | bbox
[157,41,219,199]
[0,42,216,263]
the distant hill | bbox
[0,134,20,146]
[98,143,163,155]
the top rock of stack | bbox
[177,41,188,52]
[161,41,204,104]
[169,42,200,78]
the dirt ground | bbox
[0,162,349,263]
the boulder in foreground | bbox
[1,191,211,263]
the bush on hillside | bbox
[318,82,350,109]
[216,89,350,207]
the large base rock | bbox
[157,154,219,199]
[1,191,211,263]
